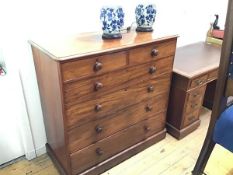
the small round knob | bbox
[95,104,102,112]
[96,148,104,156]
[191,104,198,108]
[94,61,103,72]
[193,93,199,98]
[145,105,153,112]
[147,86,154,93]
[144,125,150,132]
[149,66,157,74]
[94,82,103,91]
[151,49,159,57]
[95,125,103,133]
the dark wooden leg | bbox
[192,137,216,175]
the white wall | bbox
[0,0,228,156]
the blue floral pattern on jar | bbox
[135,4,156,28]
[100,6,125,35]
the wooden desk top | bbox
[29,31,177,61]
[173,42,221,78]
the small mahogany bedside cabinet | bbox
[30,31,177,175]
[167,42,221,140]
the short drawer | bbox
[183,109,200,127]
[207,69,218,82]
[184,98,203,114]
[61,51,127,82]
[65,74,171,129]
[129,39,176,65]
[187,86,206,103]
[70,114,166,175]
[64,56,173,105]
[68,94,168,153]
[189,74,208,89]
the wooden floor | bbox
[1,108,233,175]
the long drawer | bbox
[64,56,173,105]
[70,113,166,175]
[68,93,169,153]
[66,73,171,129]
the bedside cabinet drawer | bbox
[129,39,176,65]
[68,94,168,153]
[70,115,165,175]
[207,69,218,82]
[189,74,208,89]
[61,51,127,82]
[187,86,206,103]
[184,98,203,114]
[183,109,200,127]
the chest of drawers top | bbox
[30,31,178,61]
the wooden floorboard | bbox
[0,108,233,175]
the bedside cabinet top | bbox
[173,42,221,78]
[29,31,177,61]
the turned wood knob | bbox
[96,148,104,156]
[149,66,157,74]
[196,80,204,85]
[151,49,159,57]
[147,86,154,93]
[95,104,102,112]
[145,105,153,112]
[144,125,150,132]
[191,104,198,108]
[95,82,103,91]
[193,93,199,98]
[95,125,103,133]
[94,61,103,71]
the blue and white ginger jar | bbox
[135,4,157,32]
[100,6,125,39]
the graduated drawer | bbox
[183,109,200,127]
[189,74,208,90]
[70,113,166,175]
[207,69,218,82]
[65,74,171,129]
[64,56,173,105]
[61,51,127,82]
[68,93,169,153]
[129,39,176,65]
[186,86,206,103]
[184,97,203,114]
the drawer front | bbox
[129,39,176,65]
[70,114,166,175]
[187,86,206,103]
[183,109,200,127]
[68,93,169,153]
[189,74,208,89]
[61,51,127,82]
[66,74,171,129]
[64,56,173,105]
[184,97,203,114]
[207,69,218,82]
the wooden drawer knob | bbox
[144,125,150,132]
[147,86,154,93]
[151,49,159,57]
[95,104,102,112]
[94,61,103,72]
[193,93,199,98]
[96,148,104,156]
[95,125,103,133]
[149,66,157,74]
[145,105,153,112]
[191,104,198,108]
[95,82,103,91]
[195,80,204,85]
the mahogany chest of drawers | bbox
[30,32,177,175]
